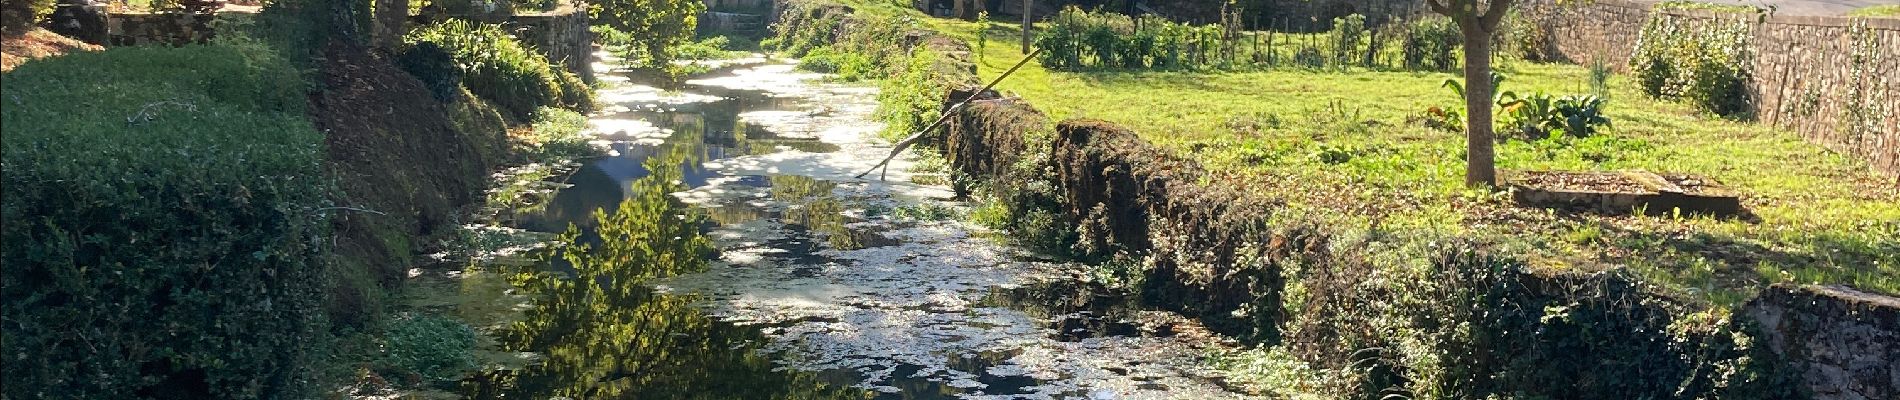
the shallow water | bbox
[463,53,1251,399]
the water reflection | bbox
[465,131,868,399]
[771,175,897,251]
[516,88,837,234]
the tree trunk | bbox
[1021,0,1031,53]
[373,0,406,49]
[1461,22,1497,188]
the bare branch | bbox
[1426,0,1452,16]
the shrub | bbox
[380,315,477,383]
[876,48,955,140]
[406,19,592,121]
[2,44,328,399]
[672,35,742,60]
[1329,14,1366,68]
[1035,7,1236,71]
[797,45,877,81]
[1504,9,1553,61]
[1401,16,1460,71]
[1630,15,1752,118]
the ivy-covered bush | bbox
[405,19,593,122]
[1,44,329,399]
[1631,15,1753,118]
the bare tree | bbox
[1427,0,1512,187]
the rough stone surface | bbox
[1746,284,1900,400]
[106,11,215,46]
[1525,0,1900,177]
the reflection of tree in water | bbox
[773,175,894,251]
[465,130,869,399]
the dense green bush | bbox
[405,19,592,121]
[1631,15,1753,118]
[1037,7,1225,71]
[1401,16,1460,71]
[1,44,328,399]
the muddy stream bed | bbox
[442,53,1252,399]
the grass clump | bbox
[405,19,593,122]
[522,106,596,160]
[1,43,329,399]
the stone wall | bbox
[106,11,216,46]
[1526,0,1900,177]
[1746,284,1900,400]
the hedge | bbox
[1,44,330,398]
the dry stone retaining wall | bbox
[1746,284,1900,400]
[1526,0,1900,177]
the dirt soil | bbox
[0,28,101,72]
[308,41,504,327]
[1512,171,1654,193]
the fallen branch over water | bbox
[856,48,1045,180]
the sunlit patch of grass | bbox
[1847,5,1900,18]
[938,21,1900,303]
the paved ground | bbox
[1655,0,1899,16]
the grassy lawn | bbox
[825,0,1899,304]
[961,27,1897,305]
[1848,5,1900,18]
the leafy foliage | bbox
[405,19,593,122]
[1631,15,1752,118]
[1328,13,1366,68]
[1,44,328,399]
[1035,7,1228,71]
[591,0,704,70]
[797,45,877,80]
[1400,16,1460,71]
[1498,93,1612,139]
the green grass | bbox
[1848,5,1900,18]
[918,13,1900,303]
[1654,0,1764,14]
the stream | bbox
[455,51,1251,399]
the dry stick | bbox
[856,48,1046,180]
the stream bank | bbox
[406,49,1259,399]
